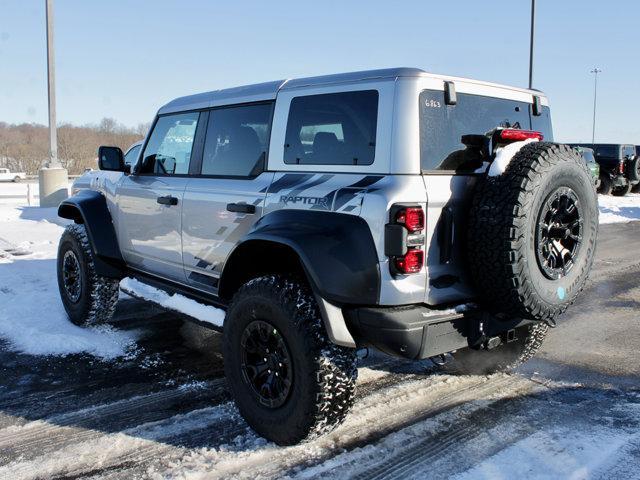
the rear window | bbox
[284,90,378,166]
[594,145,619,158]
[419,90,553,172]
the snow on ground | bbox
[598,193,640,224]
[0,203,140,359]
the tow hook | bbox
[484,336,502,350]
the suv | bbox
[568,143,640,195]
[56,68,598,445]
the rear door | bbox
[419,88,534,305]
[116,111,202,283]
[181,102,274,293]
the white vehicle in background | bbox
[0,168,27,182]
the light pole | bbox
[528,0,536,89]
[39,0,68,207]
[590,67,602,143]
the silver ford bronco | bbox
[57,68,598,445]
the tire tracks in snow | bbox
[150,374,534,479]
[0,360,410,478]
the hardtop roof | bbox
[158,67,546,115]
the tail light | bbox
[619,161,625,174]
[394,249,423,274]
[386,205,425,275]
[395,207,425,233]
[498,129,544,142]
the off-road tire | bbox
[223,275,357,446]
[612,183,632,197]
[627,157,640,183]
[597,174,613,195]
[468,143,598,323]
[453,323,549,375]
[57,223,120,326]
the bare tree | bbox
[0,119,144,175]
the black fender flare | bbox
[221,209,381,305]
[58,190,125,278]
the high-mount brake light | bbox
[499,129,544,142]
[394,249,424,274]
[395,207,424,232]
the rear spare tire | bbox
[468,143,598,323]
[627,157,640,183]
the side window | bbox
[123,144,141,167]
[201,103,272,177]
[141,112,200,175]
[419,90,532,172]
[284,90,378,166]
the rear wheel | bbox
[223,275,357,445]
[632,183,640,194]
[57,224,120,326]
[453,323,549,375]
[13,176,21,183]
[597,174,612,195]
[612,183,632,196]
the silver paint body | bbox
[77,68,550,310]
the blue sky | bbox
[1,0,638,143]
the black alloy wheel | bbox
[240,320,293,408]
[62,249,82,303]
[536,187,583,280]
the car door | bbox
[181,103,274,293]
[116,111,203,283]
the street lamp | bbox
[590,67,602,143]
[38,0,68,207]
[528,0,535,89]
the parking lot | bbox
[0,189,639,479]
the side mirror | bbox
[98,146,128,172]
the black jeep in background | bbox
[568,143,640,196]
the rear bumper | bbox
[344,304,533,360]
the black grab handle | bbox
[157,195,178,206]
[227,203,256,214]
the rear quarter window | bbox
[284,90,378,166]
[419,90,553,172]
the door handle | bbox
[227,203,256,214]
[157,195,178,206]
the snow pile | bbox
[120,277,226,328]
[598,193,640,224]
[0,204,140,359]
[488,138,538,177]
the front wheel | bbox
[453,323,549,375]
[223,275,357,445]
[57,224,120,326]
